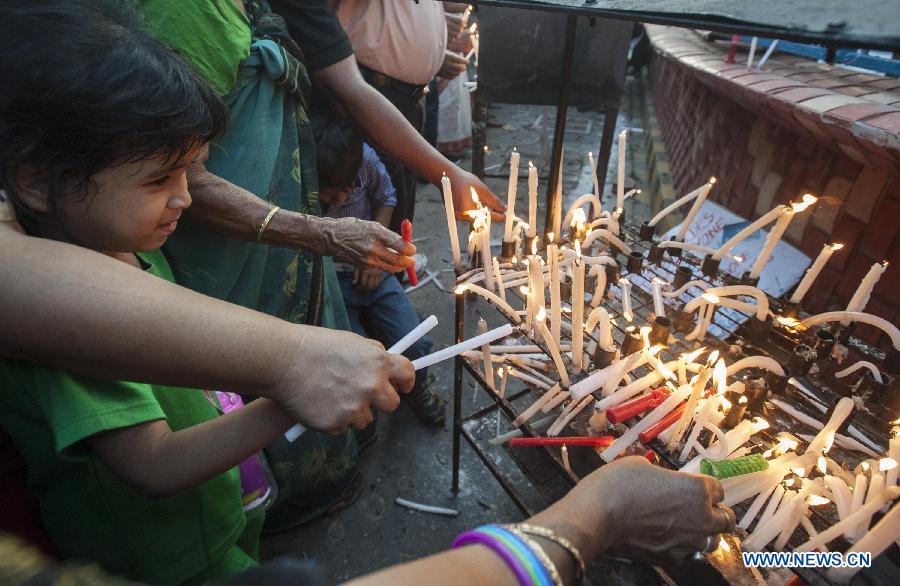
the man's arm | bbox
[312,55,504,221]
[89,398,294,498]
[0,221,413,433]
[185,153,414,272]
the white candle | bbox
[589,263,607,308]
[455,283,521,324]
[571,243,585,371]
[503,150,520,242]
[619,278,633,322]
[480,210,494,291]
[478,317,495,390]
[846,473,868,539]
[796,486,900,552]
[887,428,899,487]
[442,173,462,271]
[526,240,545,331]
[712,206,788,261]
[534,307,570,387]
[498,366,510,399]
[675,178,716,241]
[823,475,852,520]
[491,257,506,301]
[744,491,802,551]
[412,323,515,371]
[756,484,786,528]
[789,243,844,304]
[527,162,537,240]
[844,260,888,321]
[651,277,666,318]
[856,466,886,538]
[388,315,439,354]
[828,500,900,584]
[749,207,794,279]
[548,241,561,341]
[588,151,600,199]
[616,130,626,210]
[602,383,694,462]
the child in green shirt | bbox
[0,2,295,583]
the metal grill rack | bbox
[449,220,897,585]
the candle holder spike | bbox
[787,344,815,377]
[667,239,684,259]
[639,221,654,241]
[591,347,616,371]
[500,240,516,261]
[621,328,642,356]
[701,254,720,278]
[626,251,644,274]
[605,262,620,284]
[650,315,671,346]
[812,329,836,360]
[765,368,791,397]
[673,303,695,333]
[648,243,664,265]
[746,316,771,346]
[781,300,800,319]
[740,271,760,287]
[672,264,693,289]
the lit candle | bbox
[846,472,868,539]
[526,238,545,331]
[527,162,537,240]
[601,383,694,462]
[675,177,716,241]
[503,149,520,242]
[588,151,600,199]
[748,197,812,279]
[855,461,890,539]
[681,359,727,462]
[712,194,817,261]
[585,306,615,351]
[478,204,494,291]
[535,307,570,387]
[651,277,666,318]
[887,427,899,487]
[548,239,561,341]
[571,241,585,370]
[619,277,633,322]
[844,260,888,323]
[441,173,462,271]
[789,243,844,304]
[478,317,495,390]
[616,130,626,210]
[796,486,900,552]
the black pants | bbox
[371,86,426,234]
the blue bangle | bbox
[453,525,553,586]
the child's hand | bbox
[354,267,385,292]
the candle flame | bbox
[701,292,720,304]
[763,449,773,459]
[751,417,770,432]
[707,350,720,365]
[454,284,468,295]
[575,239,582,259]
[529,160,535,169]
[547,232,555,243]
[714,359,727,396]
[681,347,706,362]
[469,22,477,33]
[777,438,799,452]
[718,538,730,552]
[719,396,732,410]
[519,286,528,295]
[791,193,818,212]
[483,145,489,152]
[784,478,795,487]
[776,315,802,330]
[739,396,748,405]
[861,461,870,472]
[807,495,830,506]
[817,456,827,475]
[536,306,546,322]
[879,458,898,472]
[830,243,844,251]
[571,208,586,227]
[531,237,538,256]
[709,177,717,185]
[470,187,480,205]
[732,255,744,262]
[792,467,807,478]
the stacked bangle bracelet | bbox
[452,524,563,586]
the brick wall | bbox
[648,52,900,350]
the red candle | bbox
[725,34,740,64]
[606,388,670,425]
[638,403,686,444]
[400,219,418,286]
[509,436,615,448]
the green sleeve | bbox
[141,0,251,96]
[33,367,166,460]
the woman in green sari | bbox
[141,0,379,529]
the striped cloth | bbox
[325,143,396,221]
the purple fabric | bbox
[214,392,270,508]
[324,143,397,221]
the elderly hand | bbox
[530,457,735,566]
[318,216,415,272]
[447,167,505,222]
[269,328,415,434]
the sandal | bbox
[403,375,447,428]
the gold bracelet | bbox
[502,525,564,586]
[256,205,281,242]
[508,523,586,584]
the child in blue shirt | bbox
[313,107,446,426]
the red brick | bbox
[824,102,897,124]
[834,254,876,306]
[829,214,867,271]
[802,265,841,313]
[859,198,900,260]
[830,154,863,179]
[853,296,895,348]
[774,87,832,104]
[882,239,900,293]
[799,227,830,258]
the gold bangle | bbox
[502,525,564,586]
[256,205,281,242]
[508,523,586,584]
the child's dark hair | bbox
[311,102,363,191]
[0,0,228,225]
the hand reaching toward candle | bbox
[267,328,415,435]
[530,457,734,565]
[450,168,506,222]
[317,216,416,273]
